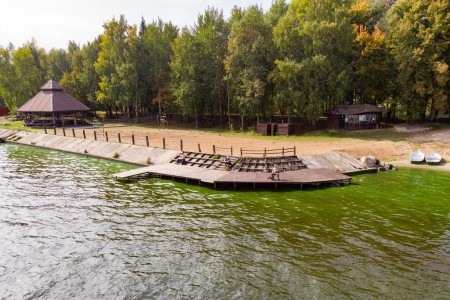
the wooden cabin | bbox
[326,104,384,130]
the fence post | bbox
[163,138,166,149]
[231,146,233,156]
[198,144,201,153]
[294,146,296,156]
[105,132,108,142]
[94,131,97,140]
[44,127,47,134]
[72,129,75,137]
[132,134,135,145]
[146,136,149,147]
[53,128,56,135]
[282,147,285,156]
[240,148,243,157]
[264,148,266,158]
[83,130,86,139]
[63,128,66,136]
[213,145,216,154]
[118,133,121,143]
[180,140,183,151]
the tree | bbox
[171,28,202,127]
[46,48,70,82]
[193,7,229,126]
[95,15,138,119]
[225,5,275,129]
[142,19,178,119]
[387,0,449,121]
[171,8,228,128]
[273,0,354,127]
[0,44,18,111]
[350,0,397,112]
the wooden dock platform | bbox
[113,163,351,190]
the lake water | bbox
[1,143,449,299]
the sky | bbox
[0,0,274,51]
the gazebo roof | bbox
[327,104,385,115]
[18,80,89,113]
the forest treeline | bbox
[0,0,448,128]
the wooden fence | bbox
[240,146,296,157]
[43,127,293,158]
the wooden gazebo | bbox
[326,104,384,130]
[18,80,89,127]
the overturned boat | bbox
[425,152,442,165]
[409,150,425,164]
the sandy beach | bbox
[101,123,450,172]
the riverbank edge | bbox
[2,129,448,174]
[0,129,181,167]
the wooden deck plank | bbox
[214,168,350,184]
[113,163,228,183]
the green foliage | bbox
[387,0,450,121]
[171,7,228,128]
[350,0,397,110]
[225,5,275,128]
[273,0,354,126]
[0,1,448,127]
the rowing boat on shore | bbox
[410,150,425,164]
[425,152,442,165]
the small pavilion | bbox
[18,80,89,127]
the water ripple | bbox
[1,144,450,299]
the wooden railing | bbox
[43,127,295,157]
[240,146,296,157]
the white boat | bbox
[409,150,425,164]
[425,152,442,164]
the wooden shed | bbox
[18,80,89,127]
[326,104,384,130]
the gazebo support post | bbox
[52,113,56,126]
[73,113,77,126]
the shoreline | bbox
[394,160,450,173]
[1,125,449,173]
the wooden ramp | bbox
[301,152,365,172]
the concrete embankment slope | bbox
[0,129,180,166]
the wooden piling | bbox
[180,140,183,151]
[146,136,149,147]
[94,131,97,140]
[163,138,166,149]
[118,133,121,143]
[72,129,75,137]
[44,127,47,134]
[105,132,108,142]
[132,134,135,145]
[63,128,66,136]
[83,130,86,139]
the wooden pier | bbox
[113,157,352,190]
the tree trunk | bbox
[195,103,198,129]
[429,98,436,122]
